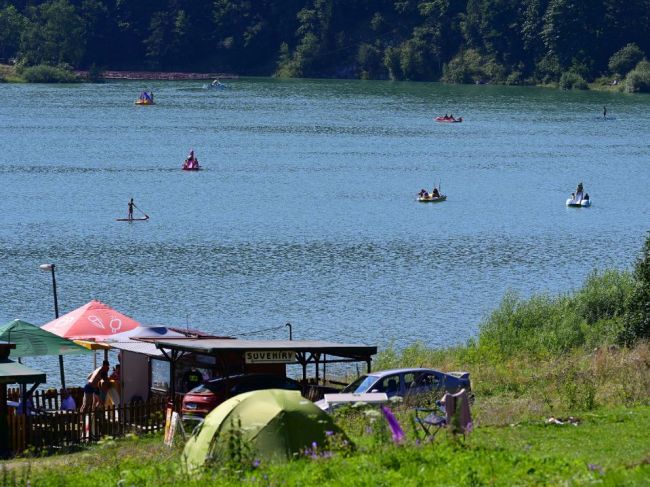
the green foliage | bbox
[0,0,649,84]
[356,43,384,79]
[4,406,650,485]
[0,5,26,60]
[477,270,633,358]
[86,63,104,82]
[608,43,645,76]
[625,60,650,93]
[19,0,85,67]
[20,64,79,83]
[559,71,588,90]
[621,233,650,344]
[442,49,501,84]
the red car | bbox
[181,374,302,418]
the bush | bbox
[86,64,104,83]
[559,71,588,90]
[621,233,650,345]
[476,270,633,359]
[625,60,650,93]
[608,43,645,77]
[442,49,500,84]
[21,64,78,83]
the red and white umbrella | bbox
[41,300,142,341]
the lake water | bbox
[1,79,649,386]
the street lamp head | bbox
[39,263,55,271]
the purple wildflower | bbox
[381,405,405,443]
[325,430,334,436]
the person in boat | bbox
[128,198,135,220]
[449,113,454,121]
[431,187,440,198]
[576,182,583,194]
[444,113,449,119]
[584,193,590,201]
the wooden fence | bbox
[6,396,168,456]
[7,387,84,411]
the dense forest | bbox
[1,0,650,88]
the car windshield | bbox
[342,375,379,393]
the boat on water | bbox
[135,91,154,105]
[417,188,446,203]
[435,116,462,123]
[182,150,200,171]
[566,192,591,207]
[205,79,229,90]
[566,183,591,207]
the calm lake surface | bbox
[1,79,649,386]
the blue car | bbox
[341,367,470,399]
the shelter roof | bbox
[155,338,377,358]
[0,319,89,358]
[0,359,46,385]
[108,340,164,357]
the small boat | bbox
[135,91,155,105]
[182,151,200,171]
[205,80,229,90]
[417,188,446,203]
[418,194,447,203]
[566,191,591,207]
[435,116,462,123]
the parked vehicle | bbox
[181,374,302,418]
[340,368,470,399]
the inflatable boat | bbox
[435,116,462,123]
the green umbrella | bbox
[0,320,90,358]
[183,389,349,471]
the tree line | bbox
[1,0,650,89]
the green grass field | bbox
[3,405,648,486]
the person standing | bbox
[81,360,109,412]
[128,198,135,221]
[603,106,607,119]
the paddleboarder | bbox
[128,198,135,221]
[603,106,607,119]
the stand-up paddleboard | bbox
[116,215,149,221]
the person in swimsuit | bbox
[81,360,109,412]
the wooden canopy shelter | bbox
[0,342,47,457]
[154,338,377,397]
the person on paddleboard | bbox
[128,198,135,220]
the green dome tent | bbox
[183,389,348,471]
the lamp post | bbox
[285,322,292,341]
[40,263,65,389]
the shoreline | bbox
[76,70,239,81]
